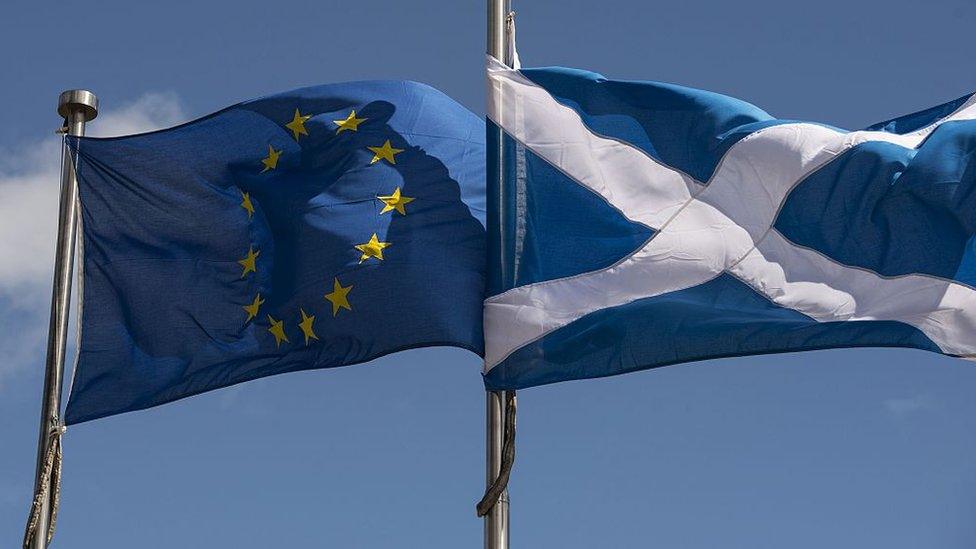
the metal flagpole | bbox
[486,1,512,548]
[484,391,510,549]
[27,90,98,549]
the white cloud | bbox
[87,92,186,139]
[884,393,937,418]
[0,93,186,385]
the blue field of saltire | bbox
[484,56,976,390]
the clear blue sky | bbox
[3,1,976,547]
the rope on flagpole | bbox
[23,418,65,549]
[477,390,516,517]
[505,11,520,70]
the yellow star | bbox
[261,144,282,172]
[367,140,404,165]
[298,308,319,345]
[267,314,289,347]
[243,293,264,322]
[238,246,259,278]
[334,110,367,134]
[240,191,255,219]
[285,108,312,141]
[354,233,391,263]
[377,187,415,215]
[324,277,353,316]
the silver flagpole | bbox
[27,90,98,549]
[486,1,511,548]
[484,391,510,549]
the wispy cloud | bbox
[884,393,937,418]
[0,93,186,386]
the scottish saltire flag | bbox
[65,82,486,424]
[483,55,976,389]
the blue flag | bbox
[483,56,976,389]
[65,82,486,424]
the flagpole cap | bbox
[58,89,98,122]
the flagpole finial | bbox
[57,90,98,122]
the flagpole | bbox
[484,391,509,548]
[27,90,97,549]
[486,1,511,548]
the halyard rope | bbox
[476,390,516,517]
[23,418,65,548]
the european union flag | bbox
[65,82,486,424]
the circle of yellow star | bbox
[377,187,415,215]
[240,191,255,218]
[238,246,260,278]
[261,144,282,172]
[243,293,265,323]
[354,233,391,263]
[298,308,319,345]
[334,110,367,134]
[324,277,353,317]
[267,314,289,347]
[285,108,312,141]
[367,140,404,165]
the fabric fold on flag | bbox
[484,54,976,390]
[65,82,486,424]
